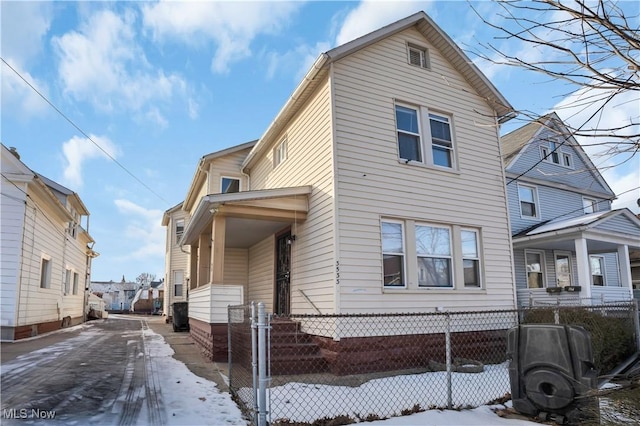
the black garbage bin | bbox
[172,302,189,332]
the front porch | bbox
[513,209,640,307]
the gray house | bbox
[502,113,640,306]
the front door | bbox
[555,252,573,288]
[275,231,291,315]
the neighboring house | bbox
[91,277,138,311]
[501,113,640,306]
[161,202,191,320]
[1,144,98,341]
[131,279,164,314]
[166,12,519,360]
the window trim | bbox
[381,219,407,288]
[64,268,71,295]
[274,138,288,168]
[407,43,430,69]
[525,249,546,289]
[394,102,457,170]
[174,270,184,297]
[541,141,573,169]
[518,183,540,220]
[461,228,482,288]
[416,223,453,288]
[221,176,241,194]
[175,219,185,245]
[72,272,79,295]
[590,255,606,286]
[582,197,597,214]
[40,255,52,289]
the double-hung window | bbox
[461,230,480,287]
[583,197,597,214]
[395,103,456,169]
[590,256,605,286]
[64,269,71,295]
[175,219,184,244]
[174,270,184,297]
[40,257,51,289]
[274,139,288,168]
[382,221,405,287]
[525,250,545,288]
[518,184,539,219]
[416,225,452,287]
[73,272,79,295]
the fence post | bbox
[257,302,268,426]
[251,302,258,423]
[634,299,640,353]
[445,313,452,409]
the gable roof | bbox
[501,112,615,197]
[242,11,515,170]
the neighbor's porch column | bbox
[618,244,633,295]
[574,237,592,303]
[210,215,226,285]
[198,234,211,286]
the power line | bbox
[1,57,169,205]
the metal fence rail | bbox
[229,301,639,425]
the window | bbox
[221,177,240,194]
[525,251,545,288]
[274,139,288,167]
[174,270,184,297]
[395,103,455,168]
[518,184,539,218]
[382,221,405,287]
[562,153,572,168]
[175,219,184,244]
[416,225,452,287]
[396,105,422,162]
[407,43,430,69]
[461,230,481,287]
[40,257,51,289]
[541,141,572,168]
[590,256,605,286]
[73,272,79,295]
[64,269,71,295]
[583,197,597,214]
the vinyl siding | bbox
[333,28,515,313]
[224,248,248,286]
[506,126,611,195]
[165,210,190,312]
[248,236,274,311]
[207,148,252,194]
[595,214,640,236]
[247,79,336,314]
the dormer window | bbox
[407,43,430,69]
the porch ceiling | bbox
[181,186,311,246]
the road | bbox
[1,318,165,425]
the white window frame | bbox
[64,268,71,295]
[72,272,79,295]
[381,220,406,288]
[461,229,481,288]
[274,138,288,168]
[395,102,456,169]
[407,43,430,69]
[590,255,606,286]
[221,176,241,194]
[583,197,597,214]
[554,251,573,288]
[525,250,546,289]
[40,255,52,289]
[175,219,184,245]
[416,223,453,288]
[174,270,184,297]
[562,152,573,168]
[518,184,540,219]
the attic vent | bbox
[408,44,430,69]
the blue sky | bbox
[2,1,638,282]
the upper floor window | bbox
[40,257,51,289]
[382,221,405,287]
[395,103,456,169]
[407,43,430,69]
[541,140,573,168]
[583,197,597,214]
[518,184,539,219]
[175,219,184,244]
[274,139,288,168]
[525,250,545,288]
[590,255,605,286]
[221,177,240,194]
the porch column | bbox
[574,237,592,302]
[618,244,633,295]
[198,233,211,286]
[189,243,198,290]
[210,215,226,285]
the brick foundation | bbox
[188,318,228,362]
[12,316,84,341]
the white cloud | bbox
[61,134,120,189]
[52,8,187,116]
[141,1,301,74]
[114,199,165,259]
[335,1,432,46]
[1,59,50,119]
[266,41,331,82]
[0,1,53,66]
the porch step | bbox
[269,318,329,375]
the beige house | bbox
[166,12,518,359]
[162,202,190,319]
[1,144,98,341]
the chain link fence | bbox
[229,302,639,425]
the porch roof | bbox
[180,186,312,246]
[513,208,640,252]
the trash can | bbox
[172,302,189,332]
